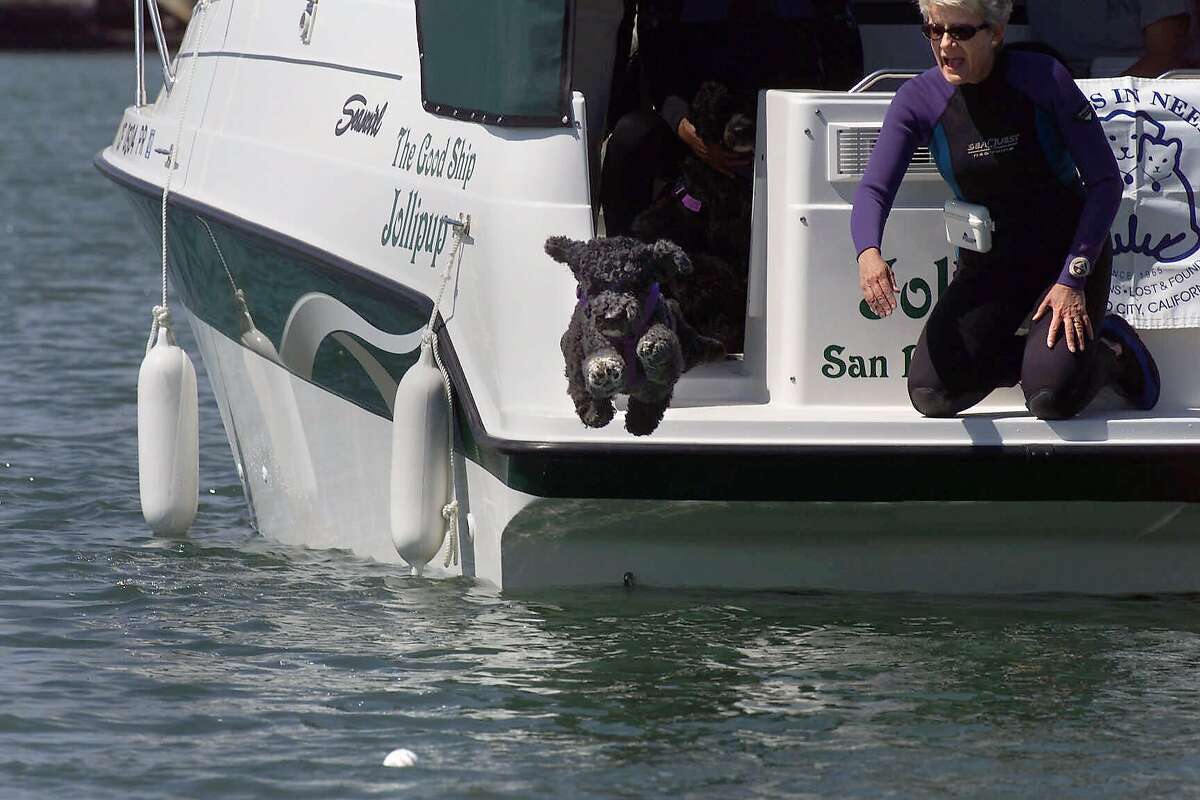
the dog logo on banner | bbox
[1085,78,1200,328]
[1102,109,1200,262]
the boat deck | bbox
[492,359,1200,448]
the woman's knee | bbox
[909,386,962,418]
[1020,339,1095,420]
[907,333,961,417]
[1024,387,1084,420]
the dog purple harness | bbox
[576,282,664,390]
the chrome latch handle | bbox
[300,0,320,45]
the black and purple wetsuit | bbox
[850,50,1124,419]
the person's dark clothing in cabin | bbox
[1025,0,1192,78]
[600,0,863,236]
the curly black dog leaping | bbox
[547,235,725,436]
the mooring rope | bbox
[420,216,470,568]
[145,0,215,354]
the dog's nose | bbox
[726,115,753,137]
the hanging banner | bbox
[1082,77,1200,329]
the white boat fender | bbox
[136,0,216,537]
[236,289,282,364]
[390,341,450,568]
[137,310,199,535]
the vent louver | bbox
[830,127,939,181]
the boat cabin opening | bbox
[405,0,1200,417]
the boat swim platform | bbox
[493,401,1200,447]
[488,357,1200,448]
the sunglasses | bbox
[920,22,990,42]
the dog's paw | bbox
[637,330,682,384]
[581,401,615,428]
[584,354,625,397]
[625,397,667,436]
[636,334,673,369]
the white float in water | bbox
[390,341,450,568]
[137,324,199,535]
[383,748,419,768]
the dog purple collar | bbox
[674,184,703,214]
[576,282,663,390]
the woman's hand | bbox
[1033,284,1093,353]
[677,117,751,177]
[858,248,898,317]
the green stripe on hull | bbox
[123,190,431,418]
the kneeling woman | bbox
[850,0,1160,419]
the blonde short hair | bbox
[916,0,1013,27]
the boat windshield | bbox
[415,0,572,127]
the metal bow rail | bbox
[135,0,177,105]
[849,70,923,93]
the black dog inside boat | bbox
[631,81,754,352]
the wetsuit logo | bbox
[966,134,1020,159]
[1074,103,1096,123]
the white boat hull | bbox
[95,0,1200,592]
[184,310,1200,594]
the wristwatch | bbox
[1068,256,1091,279]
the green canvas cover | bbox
[415,0,572,127]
